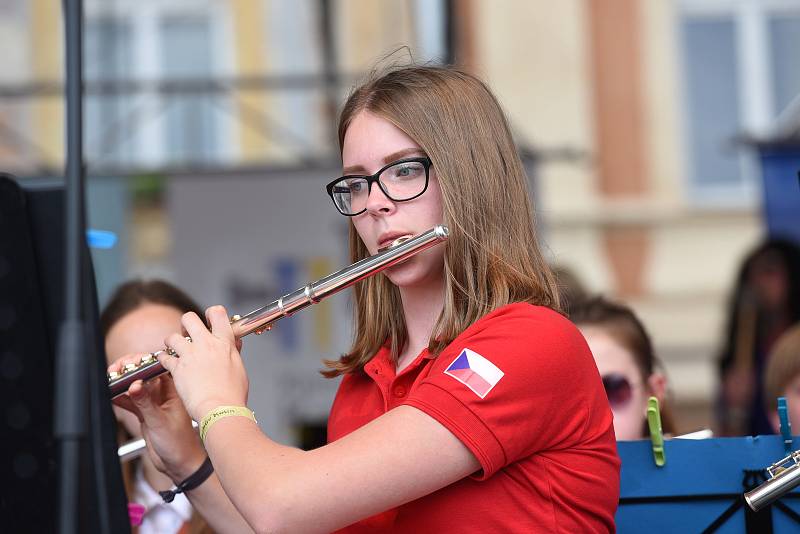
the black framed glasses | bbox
[325,157,432,216]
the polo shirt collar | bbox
[363,341,432,380]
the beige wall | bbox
[473,0,596,215]
[640,0,684,204]
[337,0,416,72]
[30,0,63,168]
[231,0,272,162]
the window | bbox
[679,0,800,205]
[261,0,449,159]
[265,0,325,155]
[769,13,800,116]
[681,16,742,190]
[84,1,228,170]
[161,16,216,164]
[85,18,134,166]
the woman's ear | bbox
[646,372,668,403]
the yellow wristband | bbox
[200,405,257,442]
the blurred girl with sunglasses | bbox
[571,296,676,440]
[109,65,619,533]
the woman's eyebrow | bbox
[342,148,425,175]
[382,147,425,164]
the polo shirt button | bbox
[393,386,407,398]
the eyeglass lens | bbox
[602,373,633,409]
[331,159,428,215]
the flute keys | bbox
[254,324,272,335]
[107,356,155,384]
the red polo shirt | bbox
[328,303,620,533]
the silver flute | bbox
[108,225,449,400]
[744,449,800,511]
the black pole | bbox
[54,1,86,533]
[317,0,339,148]
[444,0,456,65]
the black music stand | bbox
[0,174,129,532]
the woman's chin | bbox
[385,264,426,288]
[382,248,445,290]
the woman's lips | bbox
[378,234,413,252]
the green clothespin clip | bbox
[647,396,666,467]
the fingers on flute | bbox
[181,311,207,340]
[165,332,191,359]
[112,382,144,421]
[129,378,159,414]
[206,305,235,343]
[157,351,179,374]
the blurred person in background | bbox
[762,323,800,434]
[109,65,620,533]
[571,296,676,441]
[101,280,213,534]
[717,238,800,436]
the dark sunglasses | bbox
[602,373,634,409]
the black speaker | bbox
[0,174,129,532]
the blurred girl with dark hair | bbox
[717,238,800,436]
[101,279,212,534]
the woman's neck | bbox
[397,277,444,373]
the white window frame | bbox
[85,0,236,169]
[678,0,800,207]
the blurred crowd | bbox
[558,236,800,441]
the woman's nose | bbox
[364,180,395,214]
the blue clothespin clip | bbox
[778,397,792,453]
[647,397,666,467]
[86,229,117,249]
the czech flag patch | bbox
[444,348,504,399]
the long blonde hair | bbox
[323,65,560,377]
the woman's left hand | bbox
[159,305,250,422]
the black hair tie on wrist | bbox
[159,456,214,503]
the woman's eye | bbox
[393,164,422,178]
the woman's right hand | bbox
[109,355,207,483]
